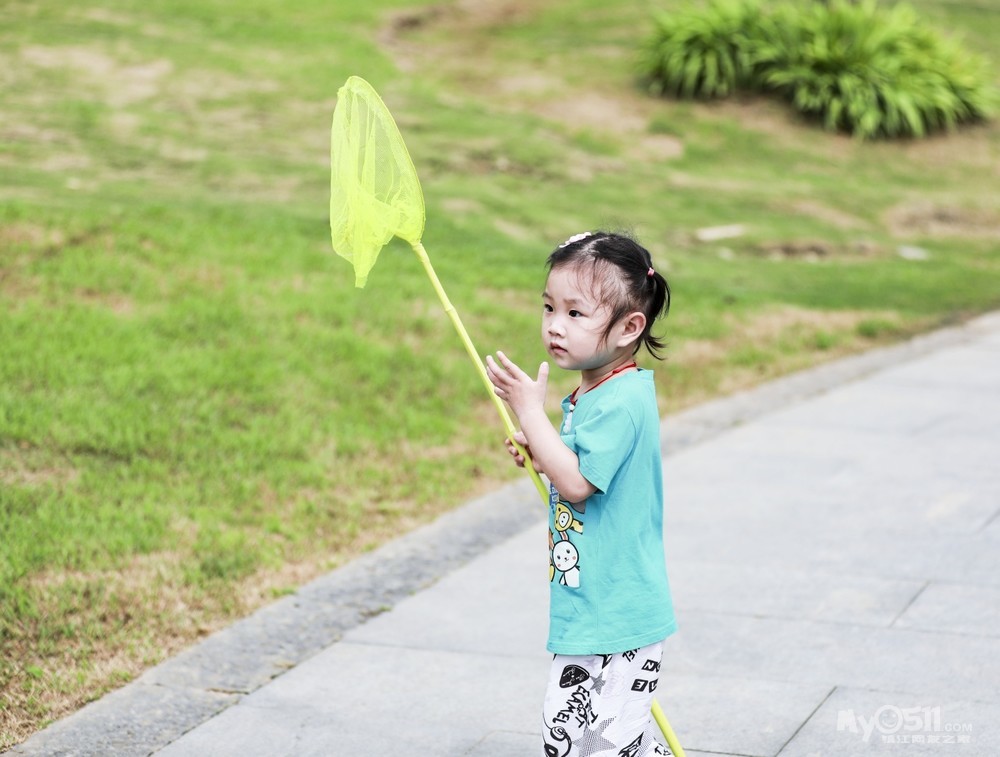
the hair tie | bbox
[647,267,655,278]
[559,231,593,248]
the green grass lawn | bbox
[2,0,999,746]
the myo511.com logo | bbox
[837,706,974,744]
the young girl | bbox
[486,231,677,757]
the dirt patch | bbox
[534,94,684,161]
[789,199,869,230]
[536,93,647,134]
[671,335,727,365]
[640,133,684,161]
[171,69,281,105]
[667,172,758,193]
[0,464,79,490]
[74,287,136,316]
[0,224,73,299]
[893,123,1000,175]
[666,306,908,411]
[440,197,485,215]
[700,95,852,158]
[20,45,174,107]
[380,2,683,165]
[381,1,540,73]
[673,306,898,364]
[0,222,53,250]
[15,41,282,167]
[885,201,1000,240]
[740,306,884,341]
[493,218,535,242]
[78,8,135,27]
[384,0,538,39]
[495,72,562,96]
[754,239,881,261]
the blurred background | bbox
[1,0,997,747]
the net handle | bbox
[411,242,548,503]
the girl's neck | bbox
[574,356,638,401]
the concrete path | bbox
[11,312,1000,757]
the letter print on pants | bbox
[541,641,671,756]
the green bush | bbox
[638,0,765,99]
[639,0,996,138]
[760,1,995,138]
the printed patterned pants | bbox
[541,641,670,757]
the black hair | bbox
[546,231,671,359]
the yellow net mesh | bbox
[330,76,426,288]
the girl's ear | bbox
[616,311,647,348]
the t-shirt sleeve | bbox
[570,398,638,494]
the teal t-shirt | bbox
[547,369,677,655]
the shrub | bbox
[759,0,996,138]
[638,0,766,99]
[639,0,997,139]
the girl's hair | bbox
[547,231,671,359]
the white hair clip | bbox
[559,231,593,248]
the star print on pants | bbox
[575,716,616,754]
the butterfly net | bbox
[330,76,426,287]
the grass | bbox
[2,0,999,747]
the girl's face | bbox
[541,266,622,375]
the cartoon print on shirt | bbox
[554,502,583,535]
[549,487,584,587]
[552,539,580,587]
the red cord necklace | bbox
[568,361,637,410]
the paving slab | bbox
[778,686,997,756]
[664,610,1000,702]
[891,582,1000,638]
[466,732,537,757]
[9,311,999,756]
[643,674,831,757]
[343,525,550,657]
[668,560,924,627]
[668,518,1000,588]
[157,644,547,757]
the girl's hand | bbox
[505,431,545,475]
[486,351,549,421]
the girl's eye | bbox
[543,304,553,313]
[568,310,581,318]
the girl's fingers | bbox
[503,434,528,468]
[536,361,549,385]
[504,441,524,465]
[495,350,526,379]
[485,355,508,389]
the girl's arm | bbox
[486,352,597,504]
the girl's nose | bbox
[547,318,565,336]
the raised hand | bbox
[485,351,549,422]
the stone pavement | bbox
[11,312,1000,757]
